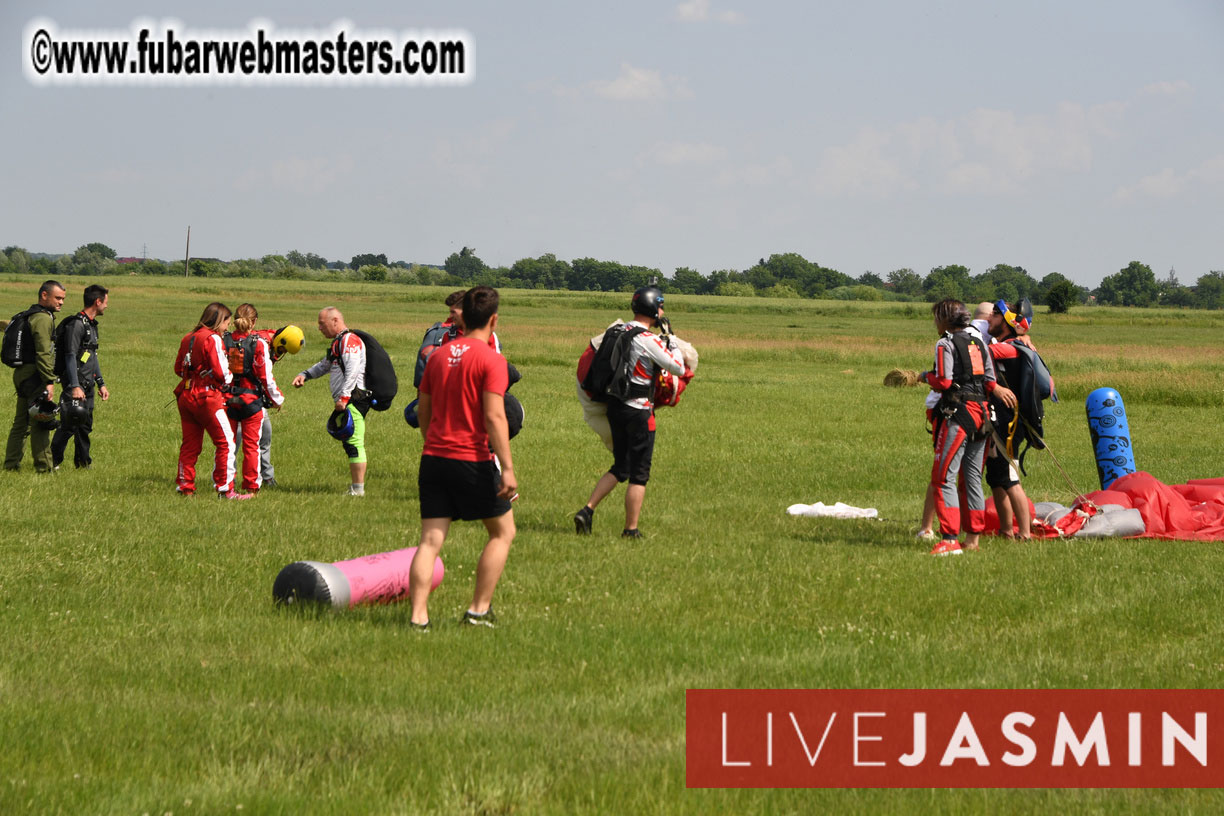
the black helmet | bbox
[61,397,90,429]
[631,285,664,318]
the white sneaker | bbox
[915,529,936,541]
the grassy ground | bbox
[2,275,1223,814]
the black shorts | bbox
[419,454,512,521]
[607,401,654,486]
[985,449,1020,489]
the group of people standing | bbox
[917,297,1047,556]
[5,279,110,474]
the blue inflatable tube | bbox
[1086,388,1135,490]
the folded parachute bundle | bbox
[1032,472,1224,540]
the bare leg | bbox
[1006,484,1032,538]
[625,483,646,530]
[410,518,449,624]
[993,486,1014,536]
[919,483,936,533]
[350,461,366,486]
[585,471,619,510]
[470,511,516,614]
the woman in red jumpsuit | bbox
[173,302,249,499]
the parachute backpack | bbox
[333,329,398,411]
[414,322,459,389]
[53,313,93,378]
[222,332,265,421]
[579,324,649,403]
[2,306,49,369]
[997,339,1058,473]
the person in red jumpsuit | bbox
[173,302,249,499]
[226,303,285,494]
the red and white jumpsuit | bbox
[174,326,235,494]
[228,330,285,492]
[924,330,998,539]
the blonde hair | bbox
[234,303,258,333]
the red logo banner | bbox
[686,689,1223,788]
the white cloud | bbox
[715,156,794,187]
[675,0,744,24]
[1139,80,1192,98]
[646,141,727,165]
[233,154,354,195]
[811,128,916,198]
[1112,154,1224,203]
[590,63,692,101]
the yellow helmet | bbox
[272,325,305,357]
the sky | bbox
[3,0,1222,288]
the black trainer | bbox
[409,620,432,633]
[574,506,593,535]
[621,528,643,539]
[461,608,496,628]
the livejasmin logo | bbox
[685,690,1223,788]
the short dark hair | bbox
[84,284,109,308]
[462,286,499,331]
[445,290,466,307]
[39,280,65,297]
[931,298,970,330]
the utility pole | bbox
[183,226,191,277]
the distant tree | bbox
[1194,271,1224,310]
[443,247,486,281]
[670,267,707,295]
[360,264,388,282]
[1096,261,1158,307]
[761,283,802,299]
[887,268,923,297]
[82,242,116,260]
[714,281,756,297]
[923,265,972,302]
[286,250,307,267]
[1045,280,1078,313]
[857,271,885,288]
[351,252,388,270]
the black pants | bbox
[607,401,655,486]
[52,386,94,468]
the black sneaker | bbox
[262,477,279,488]
[461,608,496,628]
[621,528,643,539]
[409,620,432,633]
[574,506,593,535]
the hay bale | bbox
[883,368,921,387]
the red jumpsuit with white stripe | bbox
[174,327,235,494]
[228,331,285,492]
[923,331,998,539]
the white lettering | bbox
[898,712,926,766]
[790,711,837,767]
[853,712,886,767]
[1129,713,1142,766]
[1000,711,1036,766]
[767,712,773,767]
[1162,712,1207,766]
[1053,712,1110,766]
[721,712,750,767]
[940,712,990,766]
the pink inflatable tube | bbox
[273,546,444,608]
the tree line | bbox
[3,243,1222,312]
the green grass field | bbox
[2,274,1223,814]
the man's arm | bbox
[641,332,685,376]
[483,390,516,499]
[30,313,56,398]
[417,392,432,438]
[292,356,330,387]
[61,318,84,395]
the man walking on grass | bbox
[5,280,65,473]
[408,286,517,631]
[574,285,685,538]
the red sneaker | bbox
[220,490,254,501]
[929,539,963,556]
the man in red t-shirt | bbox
[409,286,517,630]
